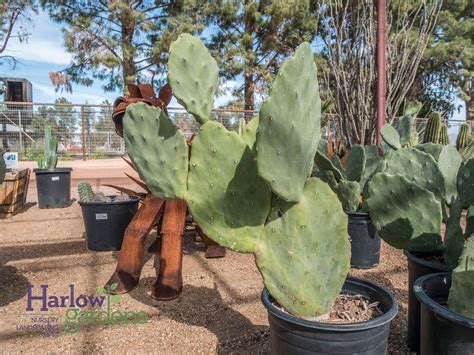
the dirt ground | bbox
[0,201,410,353]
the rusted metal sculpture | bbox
[106,83,225,299]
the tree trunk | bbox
[243,0,255,111]
[120,4,136,94]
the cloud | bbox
[32,82,114,104]
[3,10,72,65]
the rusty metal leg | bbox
[152,199,187,300]
[196,226,226,258]
[106,194,164,294]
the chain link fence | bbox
[0,101,471,161]
[0,102,256,161]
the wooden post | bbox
[376,0,387,154]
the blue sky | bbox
[1,9,467,127]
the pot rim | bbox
[78,195,140,206]
[413,272,474,328]
[404,250,452,272]
[33,167,73,173]
[261,276,398,331]
[344,209,369,217]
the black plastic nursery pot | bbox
[79,196,140,251]
[261,276,398,355]
[347,211,381,269]
[404,250,452,352]
[414,273,474,355]
[34,168,73,208]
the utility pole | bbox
[376,0,387,154]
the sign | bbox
[95,213,108,220]
[3,152,18,170]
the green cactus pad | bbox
[319,170,338,192]
[367,173,443,251]
[381,124,401,150]
[404,101,423,117]
[346,144,365,182]
[396,115,414,147]
[383,148,445,202]
[444,199,465,268]
[256,42,321,202]
[314,151,344,182]
[466,207,474,239]
[359,145,382,190]
[123,103,188,199]
[256,178,350,317]
[336,180,361,212]
[448,238,474,318]
[168,34,219,124]
[438,145,463,205]
[415,143,443,161]
[241,116,259,151]
[457,159,474,208]
[186,121,271,253]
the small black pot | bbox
[79,196,140,251]
[414,273,474,355]
[34,168,73,208]
[404,250,452,352]
[261,276,398,354]
[347,211,381,269]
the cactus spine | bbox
[422,112,442,144]
[78,182,94,202]
[439,123,450,145]
[37,126,58,169]
[456,123,471,150]
[125,34,350,317]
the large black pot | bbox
[34,168,73,208]
[414,273,474,355]
[79,196,140,251]
[404,250,452,352]
[347,211,380,269]
[261,276,398,354]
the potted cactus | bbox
[0,154,5,184]
[77,182,140,251]
[414,237,474,354]
[119,34,398,353]
[313,144,382,269]
[367,123,474,352]
[33,126,72,208]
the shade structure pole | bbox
[376,0,387,153]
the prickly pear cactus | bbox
[366,173,443,251]
[422,112,442,144]
[381,124,401,150]
[186,121,271,252]
[458,159,474,209]
[345,144,365,182]
[123,103,188,200]
[439,124,450,145]
[0,155,5,184]
[448,237,474,318]
[437,145,463,205]
[456,123,471,151]
[168,33,219,125]
[78,182,94,202]
[256,178,350,316]
[241,116,259,152]
[256,42,321,202]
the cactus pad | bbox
[186,121,271,253]
[336,180,361,212]
[367,173,443,251]
[382,148,444,202]
[416,143,443,161]
[448,238,474,318]
[438,145,463,205]
[457,159,474,208]
[314,151,344,181]
[123,103,188,199]
[256,178,350,317]
[168,34,219,124]
[256,42,321,202]
[381,124,401,150]
[396,115,415,147]
[241,116,259,151]
[346,144,365,182]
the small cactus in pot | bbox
[37,125,58,169]
[122,34,352,318]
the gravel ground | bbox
[0,203,410,353]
